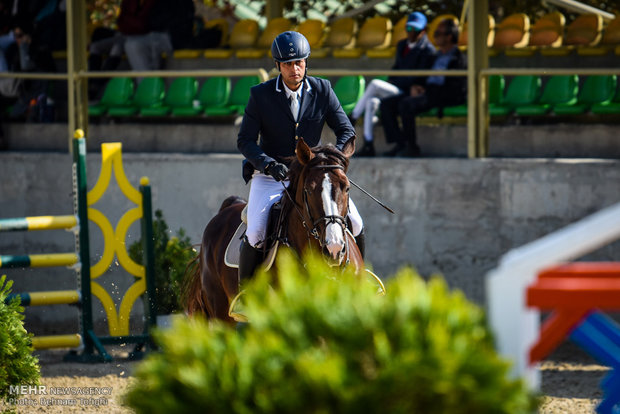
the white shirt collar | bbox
[275,74,311,96]
[282,81,302,101]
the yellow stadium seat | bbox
[332,16,392,58]
[367,15,407,58]
[428,14,459,48]
[204,19,259,59]
[296,19,327,49]
[236,17,293,59]
[205,18,230,48]
[458,14,495,51]
[565,14,603,46]
[174,18,230,59]
[312,17,358,58]
[490,13,530,56]
[506,11,564,57]
[578,14,620,56]
[541,13,602,57]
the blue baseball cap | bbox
[406,12,427,31]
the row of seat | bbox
[55,12,620,62]
[88,76,259,117]
[88,75,365,118]
[426,74,620,118]
[490,12,620,57]
[89,72,620,120]
[169,12,620,61]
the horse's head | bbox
[287,137,356,266]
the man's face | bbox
[433,23,452,48]
[406,26,424,43]
[280,59,306,90]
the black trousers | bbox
[380,93,432,149]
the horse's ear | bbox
[340,136,356,158]
[296,137,314,165]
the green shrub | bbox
[129,209,197,315]
[0,275,40,405]
[125,250,538,414]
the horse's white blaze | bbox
[321,173,345,259]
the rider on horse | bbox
[236,31,366,284]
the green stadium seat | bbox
[141,77,198,117]
[107,77,165,117]
[553,75,617,115]
[205,75,260,116]
[171,76,231,117]
[443,75,505,117]
[515,75,578,116]
[333,75,365,115]
[591,84,620,114]
[88,77,134,117]
[489,75,541,116]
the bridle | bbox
[281,163,349,250]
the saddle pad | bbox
[224,223,246,268]
[224,222,278,271]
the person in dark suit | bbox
[349,11,436,157]
[380,18,467,157]
[236,31,364,283]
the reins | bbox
[280,163,347,244]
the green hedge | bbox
[128,209,197,315]
[0,275,40,405]
[125,250,538,413]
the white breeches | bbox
[350,79,401,142]
[246,173,363,247]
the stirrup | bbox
[228,290,249,322]
[365,268,386,296]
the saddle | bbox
[224,202,285,269]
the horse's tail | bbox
[180,246,209,317]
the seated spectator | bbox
[380,18,466,157]
[88,27,127,99]
[191,0,236,48]
[124,0,194,72]
[349,11,435,157]
[1,21,55,121]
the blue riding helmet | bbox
[271,31,311,63]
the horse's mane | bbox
[281,143,350,216]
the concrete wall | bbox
[2,151,620,335]
[3,121,620,159]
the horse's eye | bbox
[345,187,350,193]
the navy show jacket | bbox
[237,75,355,182]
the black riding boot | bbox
[355,230,366,259]
[238,238,264,284]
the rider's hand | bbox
[265,162,288,182]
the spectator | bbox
[87,0,155,98]
[350,11,436,157]
[380,18,466,157]
[123,0,194,72]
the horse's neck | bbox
[282,185,311,254]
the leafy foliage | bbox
[128,210,197,315]
[125,250,538,414]
[0,275,40,404]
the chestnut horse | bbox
[182,137,364,322]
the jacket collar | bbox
[275,75,313,122]
[275,74,312,94]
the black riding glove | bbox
[264,162,289,182]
